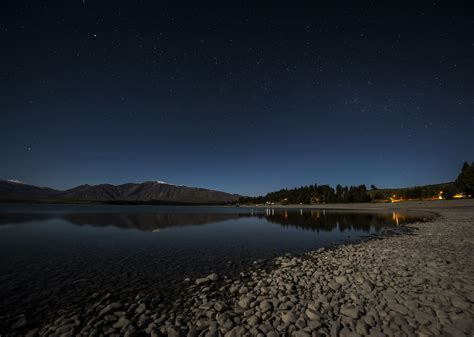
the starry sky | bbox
[1,2,473,196]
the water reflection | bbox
[0,209,416,232]
[258,209,417,232]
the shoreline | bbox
[6,200,474,337]
[240,198,473,211]
[167,200,473,337]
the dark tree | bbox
[442,184,458,199]
[456,161,474,195]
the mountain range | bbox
[0,179,240,205]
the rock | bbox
[363,315,376,327]
[205,329,218,337]
[56,323,75,334]
[356,321,369,335]
[307,320,322,330]
[11,317,28,329]
[113,317,130,329]
[225,326,246,337]
[362,280,374,292]
[238,296,251,309]
[413,309,436,325]
[25,328,38,337]
[186,328,197,337]
[451,296,470,310]
[339,327,362,337]
[328,281,341,291]
[124,325,137,337]
[238,286,249,294]
[335,276,348,285]
[293,330,311,337]
[135,303,146,314]
[214,301,228,312]
[463,291,474,304]
[281,260,298,268]
[305,308,320,321]
[167,325,182,337]
[199,302,214,310]
[442,324,466,337]
[99,302,122,316]
[196,277,210,285]
[259,300,273,313]
[295,317,306,329]
[330,321,342,337]
[207,273,219,281]
[389,303,408,315]
[313,271,323,279]
[281,311,298,324]
[411,277,426,286]
[216,312,230,325]
[451,319,472,334]
[366,329,385,337]
[247,315,260,326]
[151,330,162,337]
[340,306,362,319]
[138,315,151,328]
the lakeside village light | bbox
[390,191,447,203]
[389,194,404,203]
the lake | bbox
[0,204,422,333]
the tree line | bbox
[239,161,473,205]
[239,184,371,205]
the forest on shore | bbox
[239,162,474,205]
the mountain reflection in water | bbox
[0,209,416,232]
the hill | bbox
[0,179,240,205]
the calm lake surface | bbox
[0,204,421,332]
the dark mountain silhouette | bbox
[0,180,60,199]
[0,179,240,204]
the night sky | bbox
[2,2,473,196]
